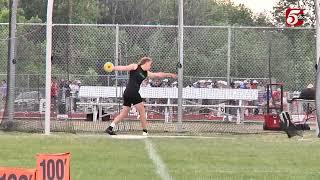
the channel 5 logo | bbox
[285,8,304,27]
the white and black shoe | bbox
[142,132,148,136]
[105,126,116,135]
[142,129,148,136]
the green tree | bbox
[96,0,270,26]
[97,0,176,25]
[18,0,47,22]
[19,0,100,24]
[0,0,28,23]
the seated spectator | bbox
[299,84,315,100]
[250,80,258,89]
[239,82,246,89]
[141,79,148,87]
[233,81,242,88]
[216,80,227,88]
[212,81,218,88]
[154,79,162,87]
[147,79,152,87]
[199,80,206,88]
[172,81,178,88]
[289,84,315,115]
[192,82,198,88]
[244,80,251,89]
[162,79,169,87]
[206,80,213,88]
[289,84,315,102]
[230,82,235,89]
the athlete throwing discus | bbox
[104,57,177,135]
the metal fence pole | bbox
[44,0,54,135]
[7,0,19,122]
[227,27,231,85]
[115,25,119,69]
[314,0,320,137]
[115,25,120,113]
[177,0,184,132]
[27,74,30,90]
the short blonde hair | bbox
[138,57,153,65]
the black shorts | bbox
[123,92,143,107]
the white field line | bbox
[144,138,174,180]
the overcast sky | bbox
[230,0,279,14]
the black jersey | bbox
[124,65,148,95]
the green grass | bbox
[0,132,320,180]
[0,133,160,180]
[154,135,320,180]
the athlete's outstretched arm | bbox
[113,64,138,71]
[148,71,177,79]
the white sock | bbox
[110,122,116,128]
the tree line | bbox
[0,0,317,91]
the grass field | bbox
[0,132,320,180]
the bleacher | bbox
[77,86,259,122]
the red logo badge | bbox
[285,8,304,27]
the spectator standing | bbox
[70,80,81,112]
[1,80,7,110]
[51,78,59,113]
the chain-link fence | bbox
[0,24,317,134]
